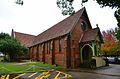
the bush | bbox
[3,56,10,62]
[80,59,96,69]
[10,58,21,62]
[3,56,21,62]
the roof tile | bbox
[80,28,99,43]
[15,32,36,47]
[32,8,85,46]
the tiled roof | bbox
[32,8,85,46]
[15,32,36,47]
[80,28,99,43]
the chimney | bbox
[11,29,15,37]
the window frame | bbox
[81,21,86,31]
[59,39,62,53]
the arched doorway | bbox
[82,45,92,61]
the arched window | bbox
[81,21,86,31]
[59,39,62,53]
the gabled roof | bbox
[14,32,36,47]
[32,8,85,46]
[80,27,104,43]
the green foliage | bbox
[3,56,10,62]
[115,9,120,28]
[57,0,75,15]
[15,0,23,5]
[56,0,120,15]
[0,32,28,60]
[0,57,4,61]
[0,33,10,39]
[115,27,120,42]
[95,0,120,8]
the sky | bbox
[0,0,118,35]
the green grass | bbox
[26,62,64,68]
[0,63,46,75]
[0,57,3,61]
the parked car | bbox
[107,57,120,64]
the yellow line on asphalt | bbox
[1,75,6,79]
[54,71,72,79]
[54,72,61,79]
[35,71,50,79]
[6,75,10,79]
[13,73,26,79]
[60,71,72,78]
[35,72,47,79]
[27,72,38,78]
[39,71,50,79]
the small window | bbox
[49,42,51,54]
[34,47,37,53]
[81,21,86,31]
[47,42,51,54]
[47,43,49,54]
[59,39,62,53]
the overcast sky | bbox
[0,0,118,35]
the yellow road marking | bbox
[1,75,6,79]
[35,72,47,79]
[41,74,50,79]
[54,72,60,79]
[27,72,38,78]
[35,71,50,79]
[13,73,26,79]
[6,75,10,79]
[39,71,50,79]
[54,71,72,79]
[0,70,72,79]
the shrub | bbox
[80,59,96,69]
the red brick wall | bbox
[54,37,67,67]
[29,36,69,68]
[70,15,91,68]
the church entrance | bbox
[82,44,92,61]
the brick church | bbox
[12,7,105,68]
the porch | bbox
[79,28,105,68]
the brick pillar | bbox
[42,43,45,63]
[70,40,76,68]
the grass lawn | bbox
[26,62,64,68]
[0,63,47,75]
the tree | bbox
[0,33,28,60]
[56,0,120,15]
[102,40,120,56]
[15,0,23,5]
[102,29,120,56]
[115,27,120,42]
[115,9,120,28]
